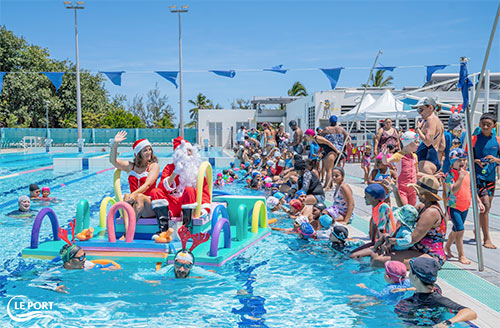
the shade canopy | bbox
[340,90,418,121]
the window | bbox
[307,106,315,129]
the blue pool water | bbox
[0,160,466,326]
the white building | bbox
[198,72,500,148]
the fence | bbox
[0,128,197,148]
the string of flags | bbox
[0,63,458,93]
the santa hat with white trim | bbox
[133,139,152,156]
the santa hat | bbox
[133,139,151,156]
[173,136,184,151]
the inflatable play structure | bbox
[22,162,271,267]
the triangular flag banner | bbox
[155,71,179,88]
[0,72,5,94]
[320,67,344,90]
[457,62,474,109]
[100,71,125,86]
[263,65,288,74]
[43,72,64,91]
[425,65,448,82]
[375,66,396,71]
[210,70,236,78]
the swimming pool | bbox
[0,164,466,326]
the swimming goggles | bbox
[174,261,193,270]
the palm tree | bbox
[362,70,394,88]
[187,93,214,128]
[287,82,308,97]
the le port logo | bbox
[7,295,55,322]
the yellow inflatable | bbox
[155,228,174,244]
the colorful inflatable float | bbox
[22,162,271,267]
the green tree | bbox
[362,70,394,88]
[102,108,145,128]
[231,98,250,109]
[287,81,308,97]
[187,93,214,128]
[0,25,124,128]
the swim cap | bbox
[304,129,315,136]
[42,187,50,192]
[29,184,40,192]
[175,250,194,264]
[251,171,261,178]
[288,120,297,127]
[252,153,260,159]
[449,148,466,165]
[264,177,273,183]
[217,173,223,177]
[254,159,261,165]
[385,261,407,284]
[401,131,419,148]
[331,225,348,241]
[273,192,285,200]
[329,115,338,124]
[18,195,30,204]
[60,244,82,263]
[289,199,304,211]
[375,152,391,161]
[266,160,274,167]
[299,222,315,238]
[295,190,306,198]
[266,196,279,210]
[314,202,326,212]
[365,184,386,201]
[230,162,235,168]
[274,151,281,158]
[244,162,251,168]
[319,214,333,228]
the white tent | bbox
[338,94,376,122]
[342,89,419,121]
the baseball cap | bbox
[411,97,437,109]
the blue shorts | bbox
[447,207,468,232]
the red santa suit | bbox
[128,139,156,196]
[149,137,211,217]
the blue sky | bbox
[1,0,499,124]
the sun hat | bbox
[305,129,315,136]
[273,192,285,200]
[290,199,304,211]
[266,196,279,210]
[393,205,418,229]
[385,261,407,284]
[449,148,466,165]
[319,214,333,229]
[408,175,442,201]
[401,131,419,148]
[365,184,386,201]
[329,115,338,124]
[409,257,439,284]
[448,113,464,131]
[411,97,437,109]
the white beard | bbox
[173,142,201,194]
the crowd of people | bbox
[229,96,500,325]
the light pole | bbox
[170,5,188,138]
[64,1,84,152]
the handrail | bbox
[106,201,136,243]
[75,199,90,234]
[250,201,267,233]
[209,218,231,257]
[99,197,116,228]
[30,208,60,249]
[195,161,213,218]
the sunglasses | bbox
[174,261,193,270]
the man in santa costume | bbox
[150,136,211,237]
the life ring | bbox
[89,259,121,270]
